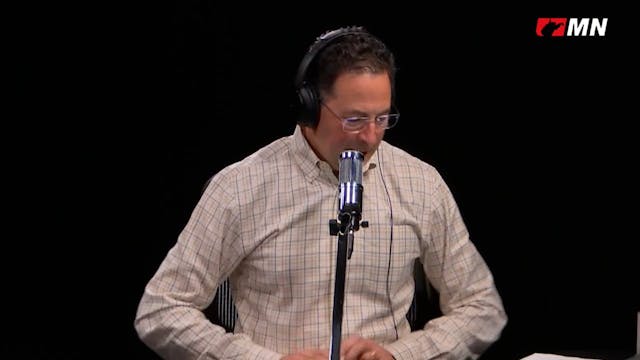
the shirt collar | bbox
[291,125,378,183]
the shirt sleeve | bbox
[385,171,508,359]
[133,169,282,360]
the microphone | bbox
[338,150,364,220]
[329,149,365,360]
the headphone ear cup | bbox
[296,83,319,127]
[295,27,368,127]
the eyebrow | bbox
[344,107,392,117]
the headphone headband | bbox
[294,26,369,127]
[294,26,368,88]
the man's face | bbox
[303,71,392,172]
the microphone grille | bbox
[339,150,364,184]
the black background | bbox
[8,2,638,359]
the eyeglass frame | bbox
[320,101,400,133]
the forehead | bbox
[329,72,391,97]
[326,72,392,103]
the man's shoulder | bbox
[217,135,293,176]
[380,141,436,173]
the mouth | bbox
[340,149,368,161]
[344,149,366,154]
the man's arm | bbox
[385,174,507,359]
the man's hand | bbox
[281,336,394,360]
[340,335,395,360]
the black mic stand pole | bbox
[328,212,362,360]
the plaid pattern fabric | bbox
[135,126,506,359]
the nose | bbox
[356,120,381,144]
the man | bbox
[135,26,507,360]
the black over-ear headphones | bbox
[294,26,369,127]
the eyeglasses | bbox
[321,102,400,133]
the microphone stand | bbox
[328,211,365,360]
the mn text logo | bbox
[536,18,608,37]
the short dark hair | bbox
[311,28,396,100]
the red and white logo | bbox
[536,18,608,37]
